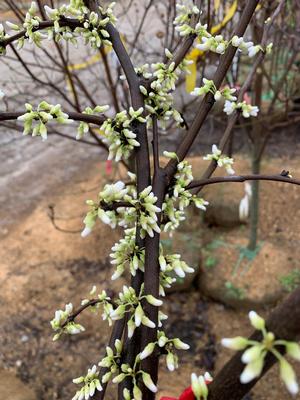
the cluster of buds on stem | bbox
[101,107,144,162]
[50,303,85,341]
[17,101,71,140]
[222,311,300,395]
[203,144,235,175]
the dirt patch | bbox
[0,370,36,400]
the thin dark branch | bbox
[1,19,82,48]
[0,111,106,125]
[187,173,300,190]
[152,115,159,172]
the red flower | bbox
[161,386,195,400]
[179,386,196,400]
[160,375,212,400]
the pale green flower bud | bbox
[280,358,299,395]
[249,311,265,331]
[142,372,157,393]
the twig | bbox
[187,173,300,190]
[152,115,160,172]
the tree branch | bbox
[152,115,160,173]
[0,111,106,125]
[187,173,300,190]
[1,18,82,48]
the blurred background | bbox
[0,1,299,399]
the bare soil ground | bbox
[0,154,299,400]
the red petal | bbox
[179,387,195,400]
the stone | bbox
[0,370,36,400]
[203,201,244,229]
[198,238,295,310]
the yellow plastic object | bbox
[185,0,238,92]
[214,0,221,11]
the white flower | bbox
[248,45,261,58]
[232,35,244,47]
[221,337,249,350]
[223,100,237,115]
[239,196,249,221]
[141,372,157,393]
[216,42,226,54]
[240,357,265,383]
[214,90,222,101]
[239,183,252,221]
[81,226,92,238]
[140,343,156,360]
[166,352,176,371]
[72,365,102,400]
[146,294,163,307]
[173,338,190,350]
[280,359,299,395]
[249,311,265,330]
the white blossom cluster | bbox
[109,285,161,339]
[81,180,162,238]
[3,1,117,49]
[81,287,114,323]
[73,10,113,49]
[121,368,158,399]
[110,228,145,280]
[138,50,192,127]
[196,31,266,58]
[17,101,71,140]
[174,1,267,61]
[81,181,128,236]
[223,100,259,118]
[191,77,259,119]
[159,252,195,295]
[231,35,264,57]
[101,108,145,161]
[98,339,123,383]
[173,1,200,37]
[72,365,103,400]
[191,78,237,102]
[137,185,161,238]
[18,2,44,49]
[203,144,235,175]
[50,303,85,341]
[139,331,189,372]
[161,158,209,233]
[51,1,115,47]
[222,311,300,395]
[76,105,109,140]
